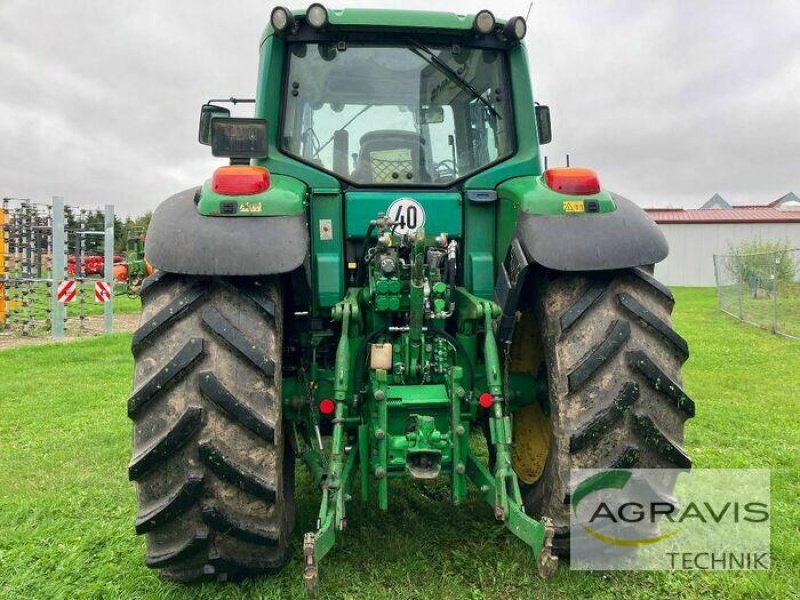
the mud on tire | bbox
[522,267,694,556]
[128,271,294,581]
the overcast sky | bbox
[1,1,798,215]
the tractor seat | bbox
[351,130,431,184]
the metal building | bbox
[646,201,800,286]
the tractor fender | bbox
[514,192,667,272]
[145,187,308,276]
[494,192,667,343]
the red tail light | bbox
[318,398,336,416]
[544,167,601,196]
[211,165,270,196]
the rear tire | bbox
[522,267,694,557]
[128,271,294,581]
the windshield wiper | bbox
[407,38,500,119]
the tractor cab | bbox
[279,39,514,187]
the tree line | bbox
[62,208,152,255]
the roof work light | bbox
[473,10,496,34]
[504,16,527,40]
[306,3,329,28]
[270,6,295,32]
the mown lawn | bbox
[0,288,798,599]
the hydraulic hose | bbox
[446,240,457,287]
[352,327,474,401]
[427,328,475,392]
[355,221,377,286]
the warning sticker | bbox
[563,201,585,213]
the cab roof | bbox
[323,9,477,30]
[262,8,506,43]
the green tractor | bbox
[123,226,149,296]
[129,6,693,591]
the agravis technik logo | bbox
[569,469,771,570]
[571,469,681,546]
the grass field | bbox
[717,280,800,339]
[0,288,798,599]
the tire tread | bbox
[522,268,694,558]
[129,276,292,581]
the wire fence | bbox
[713,248,800,339]
[1,197,132,341]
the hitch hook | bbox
[537,517,559,580]
[303,532,319,597]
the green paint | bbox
[497,175,616,216]
[463,198,496,299]
[196,174,307,217]
[345,192,462,238]
[466,454,546,555]
[310,190,344,308]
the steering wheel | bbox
[433,159,457,181]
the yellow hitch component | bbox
[507,310,550,484]
[513,401,551,485]
[509,310,544,374]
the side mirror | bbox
[211,117,268,159]
[418,105,445,125]
[535,104,552,145]
[199,104,231,145]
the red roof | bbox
[644,207,800,224]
